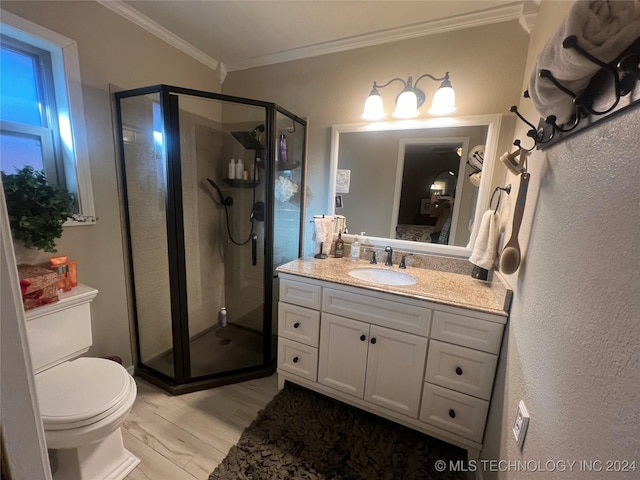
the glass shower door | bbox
[174,92,268,379]
[118,92,176,380]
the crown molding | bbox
[96,0,226,83]
[96,1,536,77]
[226,2,528,72]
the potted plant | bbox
[1,166,92,253]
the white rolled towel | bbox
[469,210,502,271]
[529,0,640,125]
[313,216,333,244]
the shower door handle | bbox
[251,234,258,266]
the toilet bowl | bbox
[25,285,140,480]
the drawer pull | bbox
[360,334,366,341]
[293,322,300,328]
[455,367,463,376]
[449,409,456,419]
[370,337,377,344]
[293,356,299,363]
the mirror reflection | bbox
[329,115,501,255]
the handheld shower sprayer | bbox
[207,178,233,206]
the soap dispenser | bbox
[350,236,360,260]
[334,232,344,258]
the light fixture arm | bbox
[414,71,449,90]
[372,77,409,90]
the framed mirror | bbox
[328,114,502,258]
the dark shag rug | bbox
[209,382,467,480]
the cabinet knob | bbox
[360,334,366,341]
[455,367,463,376]
[370,337,377,344]
[449,409,456,419]
[293,356,299,363]
[293,322,300,329]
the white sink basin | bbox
[348,268,417,286]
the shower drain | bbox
[218,337,231,345]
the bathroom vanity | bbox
[276,256,510,458]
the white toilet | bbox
[25,284,140,480]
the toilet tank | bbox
[25,284,99,374]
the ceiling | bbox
[99,1,537,78]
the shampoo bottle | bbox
[278,134,288,163]
[228,159,236,179]
[235,158,244,179]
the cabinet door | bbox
[364,325,428,418]
[318,313,369,398]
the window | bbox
[1,10,95,222]
[1,35,65,187]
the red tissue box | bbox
[17,264,59,310]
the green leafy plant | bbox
[1,166,89,252]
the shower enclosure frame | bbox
[114,85,307,394]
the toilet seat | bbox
[36,357,133,430]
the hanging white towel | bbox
[469,210,502,270]
[529,0,640,125]
[313,216,333,244]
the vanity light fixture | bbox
[361,72,456,121]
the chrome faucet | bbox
[384,246,393,266]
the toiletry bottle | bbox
[49,256,71,293]
[334,232,344,258]
[278,134,287,163]
[228,159,236,179]
[218,307,228,327]
[351,236,360,261]
[235,158,244,179]
[68,260,78,287]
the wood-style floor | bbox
[123,374,279,480]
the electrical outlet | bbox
[512,400,530,449]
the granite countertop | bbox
[277,257,510,316]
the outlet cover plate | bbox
[512,400,530,449]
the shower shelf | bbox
[256,159,300,171]
[223,178,261,188]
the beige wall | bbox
[3,0,220,366]
[223,19,530,255]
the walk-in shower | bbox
[114,85,306,394]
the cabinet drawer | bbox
[277,338,318,382]
[419,383,489,443]
[425,340,497,400]
[278,302,320,347]
[322,288,431,336]
[431,310,504,354]
[280,278,322,309]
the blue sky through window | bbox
[1,46,42,127]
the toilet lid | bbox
[36,357,133,429]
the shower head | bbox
[231,124,264,151]
[206,178,233,206]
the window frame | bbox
[1,9,95,225]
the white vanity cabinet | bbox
[318,313,428,417]
[277,272,507,457]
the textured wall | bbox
[482,1,640,478]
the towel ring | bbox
[490,184,512,214]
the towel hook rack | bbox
[510,35,640,150]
